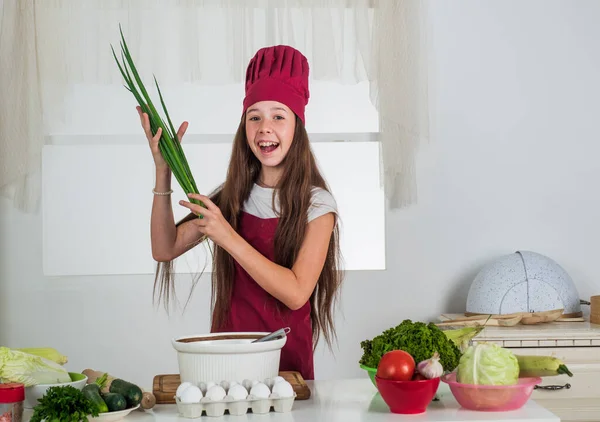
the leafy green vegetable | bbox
[456,342,519,385]
[359,319,462,372]
[30,385,99,422]
[0,347,71,386]
[111,25,203,211]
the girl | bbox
[139,45,343,380]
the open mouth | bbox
[258,141,280,154]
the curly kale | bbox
[359,319,462,372]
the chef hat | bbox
[242,45,310,124]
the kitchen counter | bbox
[23,379,560,422]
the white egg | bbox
[229,380,239,387]
[205,385,227,401]
[264,378,274,389]
[176,382,193,398]
[250,382,271,399]
[273,376,286,384]
[206,381,216,391]
[227,383,248,400]
[271,380,294,398]
[179,385,203,403]
[219,380,230,392]
[242,379,254,391]
[251,380,259,386]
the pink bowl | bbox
[441,373,542,411]
[375,375,440,415]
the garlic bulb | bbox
[417,351,444,379]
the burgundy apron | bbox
[212,211,315,380]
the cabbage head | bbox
[0,347,71,386]
[456,342,519,385]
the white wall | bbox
[2,0,600,389]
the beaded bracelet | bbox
[152,188,173,196]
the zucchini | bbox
[82,384,109,413]
[516,355,574,378]
[109,378,143,407]
[102,393,127,412]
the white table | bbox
[24,379,561,422]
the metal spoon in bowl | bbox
[251,327,291,343]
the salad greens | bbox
[359,319,462,372]
[456,342,520,385]
[0,347,70,386]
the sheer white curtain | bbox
[0,1,44,211]
[0,0,429,212]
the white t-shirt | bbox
[242,183,338,222]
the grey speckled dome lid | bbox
[466,251,582,316]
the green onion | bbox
[111,24,204,212]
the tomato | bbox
[376,350,416,381]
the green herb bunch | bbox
[30,385,99,422]
[359,319,462,372]
[111,24,203,209]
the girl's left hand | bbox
[179,193,235,248]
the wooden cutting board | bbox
[152,372,311,403]
[437,309,576,327]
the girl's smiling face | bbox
[245,101,296,170]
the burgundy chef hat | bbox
[243,45,310,124]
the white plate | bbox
[91,405,140,422]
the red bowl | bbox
[375,375,440,415]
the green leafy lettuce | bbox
[456,342,519,385]
[359,319,462,372]
[0,347,71,386]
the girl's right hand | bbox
[137,105,189,171]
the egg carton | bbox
[175,393,296,417]
[175,377,297,418]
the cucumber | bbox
[109,378,143,407]
[82,384,109,413]
[102,393,127,412]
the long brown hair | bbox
[153,116,344,351]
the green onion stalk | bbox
[111,24,205,213]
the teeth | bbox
[259,141,279,147]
